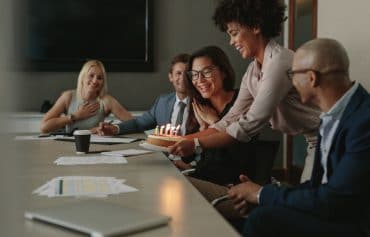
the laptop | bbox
[24,200,171,237]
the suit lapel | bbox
[166,93,176,122]
[311,125,324,186]
[326,85,367,178]
[335,85,366,128]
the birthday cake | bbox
[146,134,183,147]
[146,124,184,147]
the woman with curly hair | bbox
[170,0,320,184]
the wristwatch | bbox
[194,138,203,154]
[68,114,76,123]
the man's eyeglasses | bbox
[187,66,217,81]
[286,68,347,81]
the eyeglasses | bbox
[286,68,347,81]
[187,66,217,81]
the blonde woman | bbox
[40,60,132,134]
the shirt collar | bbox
[252,39,277,79]
[175,95,189,105]
[320,81,358,120]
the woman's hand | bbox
[172,159,192,170]
[192,102,208,131]
[74,101,100,120]
[169,139,196,157]
[193,102,219,125]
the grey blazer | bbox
[117,92,176,134]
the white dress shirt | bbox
[319,82,358,183]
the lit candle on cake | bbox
[174,125,180,136]
[170,126,176,136]
[165,124,171,136]
[168,126,172,137]
[160,125,165,135]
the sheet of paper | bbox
[54,155,128,165]
[101,149,153,157]
[139,142,169,152]
[15,135,57,141]
[144,129,155,135]
[90,135,139,144]
[56,135,139,144]
[33,176,138,197]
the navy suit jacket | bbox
[117,92,176,134]
[261,85,370,231]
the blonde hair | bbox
[76,60,108,99]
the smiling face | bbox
[226,22,260,59]
[191,56,224,99]
[169,62,187,94]
[83,65,105,96]
[291,50,315,104]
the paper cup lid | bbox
[73,130,91,135]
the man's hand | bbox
[168,139,195,157]
[228,175,262,215]
[96,122,118,136]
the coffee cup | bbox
[73,130,91,154]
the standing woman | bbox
[40,60,133,134]
[170,0,320,182]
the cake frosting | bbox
[146,134,183,147]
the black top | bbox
[189,90,258,185]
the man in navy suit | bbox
[97,53,190,135]
[227,38,370,237]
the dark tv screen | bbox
[19,0,153,72]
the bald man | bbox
[228,38,370,237]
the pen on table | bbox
[59,179,63,195]
[211,194,229,206]
[38,133,51,138]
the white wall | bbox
[318,0,370,90]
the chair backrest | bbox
[252,140,280,185]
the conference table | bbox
[2,134,240,237]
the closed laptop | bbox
[24,200,171,237]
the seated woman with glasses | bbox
[172,45,258,219]
[170,0,321,183]
[40,60,133,134]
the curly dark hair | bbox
[213,0,287,39]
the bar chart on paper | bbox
[33,176,138,197]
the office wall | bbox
[318,0,370,91]
[0,1,22,235]
[14,0,247,111]
[13,0,284,166]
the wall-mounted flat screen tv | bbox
[17,0,153,72]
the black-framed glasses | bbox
[187,66,217,81]
[286,68,347,80]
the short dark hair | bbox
[186,46,235,104]
[213,0,287,39]
[169,53,190,73]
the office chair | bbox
[211,140,280,233]
[181,140,280,184]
